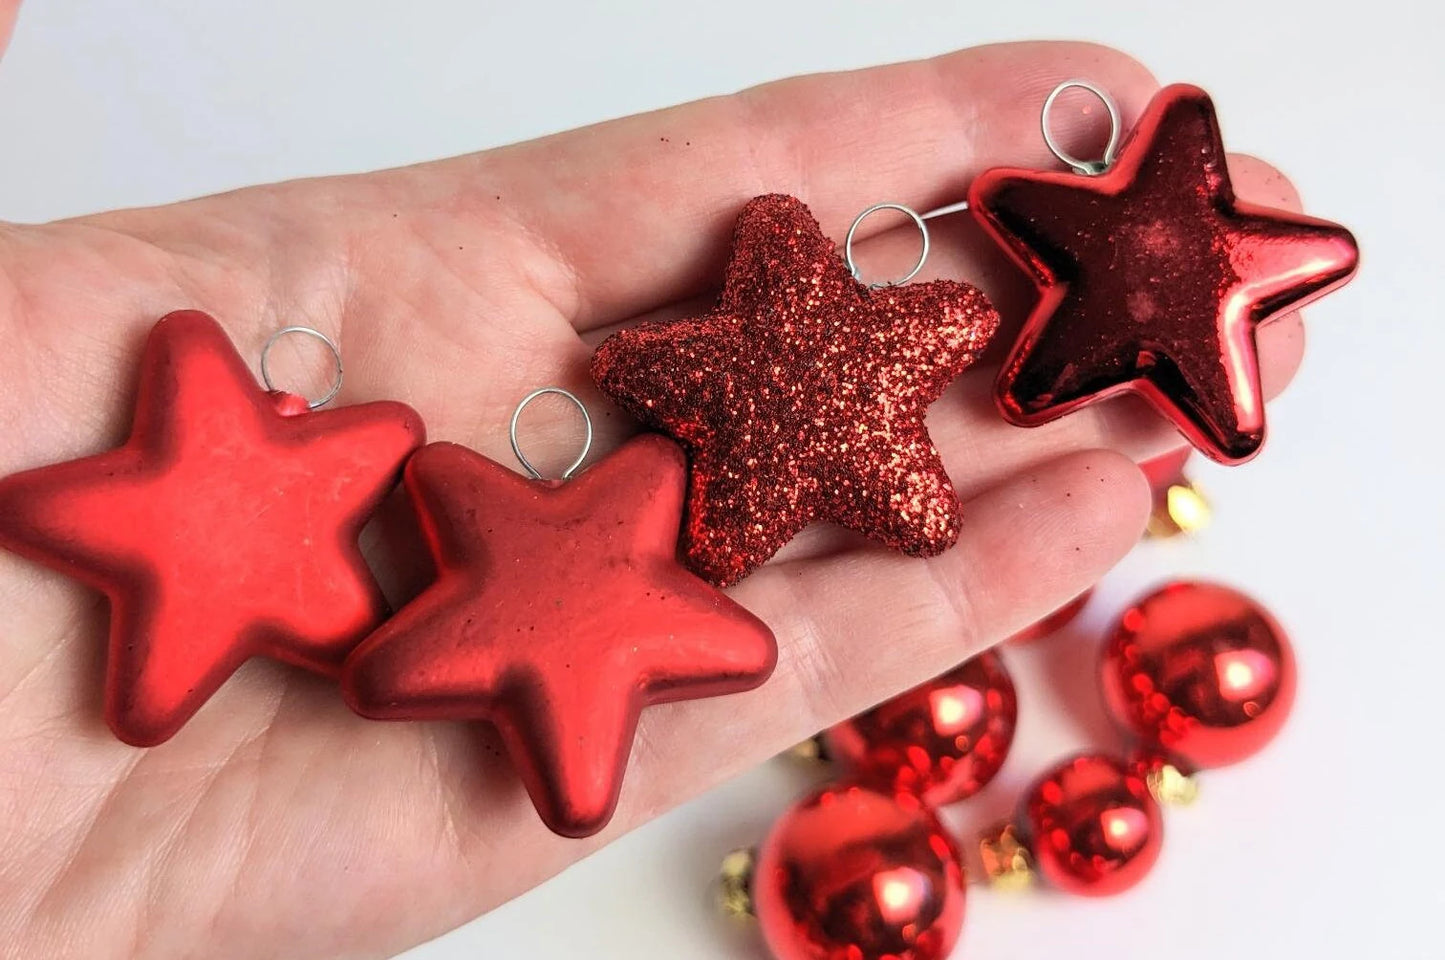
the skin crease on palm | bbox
[0,9,1317,959]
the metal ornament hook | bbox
[920,199,971,220]
[1041,80,1123,176]
[844,202,931,289]
[509,387,594,481]
[259,326,344,410]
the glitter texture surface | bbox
[970,84,1359,464]
[591,194,999,586]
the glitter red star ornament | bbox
[970,84,1359,464]
[0,311,424,745]
[341,434,777,838]
[591,194,999,586]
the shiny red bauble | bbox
[753,783,966,960]
[1009,591,1092,645]
[826,652,1017,805]
[1020,753,1163,897]
[1100,581,1296,769]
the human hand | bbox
[0,29,1310,960]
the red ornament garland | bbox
[0,311,424,745]
[592,193,999,586]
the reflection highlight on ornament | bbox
[1215,649,1275,704]
[874,867,929,924]
[1100,806,1149,853]
[928,686,981,735]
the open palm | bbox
[0,33,1312,960]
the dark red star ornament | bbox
[340,434,777,838]
[970,84,1359,464]
[0,311,424,746]
[591,193,999,586]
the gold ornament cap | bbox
[1147,479,1211,538]
[1145,762,1200,806]
[978,822,1034,891]
[781,734,832,764]
[717,847,757,919]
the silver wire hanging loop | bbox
[920,199,971,220]
[259,326,344,410]
[844,202,931,289]
[509,387,594,481]
[1041,80,1123,176]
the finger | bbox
[383,41,1157,330]
[452,448,1148,916]
[722,448,1148,724]
[0,1,19,60]
[1231,153,1307,397]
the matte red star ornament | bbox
[0,311,425,745]
[592,194,999,586]
[341,434,777,838]
[970,84,1359,464]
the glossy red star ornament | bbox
[0,311,424,745]
[592,194,999,585]
[340,434,777,838]
[970,84,1359,464]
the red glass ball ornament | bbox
[1020,753,1163,897]
[1008,590,1092,645]
[1101,581,1296,769]
[753,783,966,960]
[825,652,1017,805]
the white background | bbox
[0,1,1440,958]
